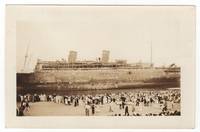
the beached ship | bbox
[17,50,180,93]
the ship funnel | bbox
[68,50,77,63]
[101,50,110,63]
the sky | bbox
[15,6,195,72]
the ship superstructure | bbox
[35,50,153,72]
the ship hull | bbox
[17,68,180,94]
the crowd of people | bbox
[17,89,181,116]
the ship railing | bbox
[38,66,155,71]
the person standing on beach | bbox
[125,105,129,116]
[91,104,95,115]
[85,104,90,116]
[132,104,135,113]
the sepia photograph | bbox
[5,5,196,128]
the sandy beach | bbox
[18,101,180,116]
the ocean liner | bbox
[17,50,180,93]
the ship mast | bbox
[22,44,29,72]
[150,42,153,67]
[27,53,32,71]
